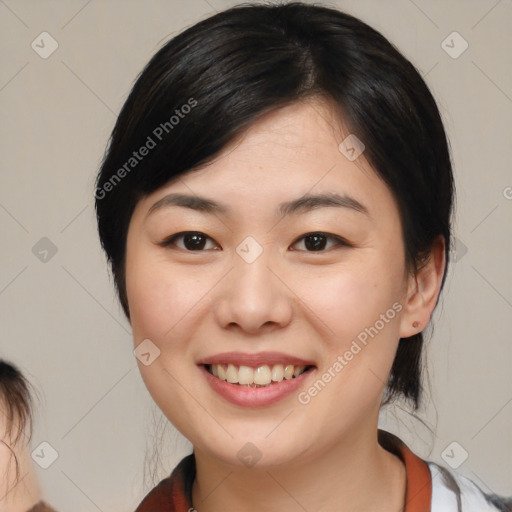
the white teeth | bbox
[226,364,238,383]
[294,365,305,377]
[254,365,272,385]
[238,366,254,385]
[208,363,309,386]
[217,365,227,381]
[271,364,284,382]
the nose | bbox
[214,247,293,335]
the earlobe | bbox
[399,235,446,338]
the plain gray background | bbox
[1,0,511,509]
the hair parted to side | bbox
[95,1,454,411]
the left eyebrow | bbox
[147,192,369,218]
[278,192,369,217]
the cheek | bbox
[125,253,209,428]
[295,260,403,343]
[127,262,199,342]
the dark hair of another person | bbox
[95,1,455,411]
[0,360,35,487]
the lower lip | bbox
[199,365,315,407]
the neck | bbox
[191,425,406,512]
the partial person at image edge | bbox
[0,360,57,512]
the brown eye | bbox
[290,232,349,252]
[161,231,220,251]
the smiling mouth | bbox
[204,363,315,388]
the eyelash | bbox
[159,231,351,252]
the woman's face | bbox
[125,98,417,468]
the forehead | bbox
[192,97,356,175]
[133,98,399,226]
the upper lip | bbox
[197,351,316,368]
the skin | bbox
[125,97,445,512]
[0,408,42,512]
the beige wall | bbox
[1,0,510,509]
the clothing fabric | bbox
[133,429,512,512]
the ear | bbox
[399,235,446,338]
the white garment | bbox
[429,462,512,512]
